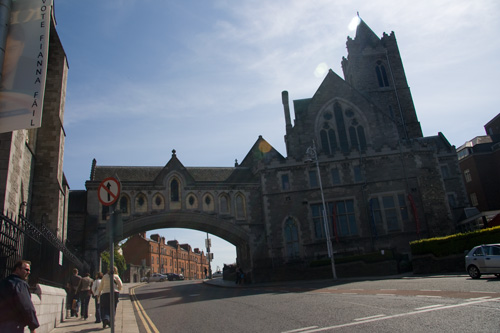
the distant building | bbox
[121,233,209,280]
[456,113,500,229]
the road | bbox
[131,275,500,332]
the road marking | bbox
[354,314,386,321]
[416,295,442,298]
[297,297,500,332]
[130,285,160,333]
[414,304,444,310]
[376,294,395,296]
[282,326,319,333]
[420,289,441,292]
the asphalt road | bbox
[132,275,500,332]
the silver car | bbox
[148,273,169,282]
[465,244,500,279]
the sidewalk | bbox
[50,283,140,333]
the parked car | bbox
[167,273,184,281]
[140,276,148,282]
[465,244,500,279]
[212,271,223,278]
[148,273,169,282]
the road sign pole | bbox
[109,203,116,333]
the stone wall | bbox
[30,284,67,333]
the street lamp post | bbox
[306,141,337,280]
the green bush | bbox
[410,226,500,257]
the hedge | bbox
[410,226,500,257]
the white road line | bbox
[341,292,358,295]
[419,289,441,292]
[298,297,500,332]
[376,294,395,296]
[414,304,444,310]
[416,295,442,298]
[282,326,319,333]
[354,314,386,321]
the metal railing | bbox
[1,211,88,288]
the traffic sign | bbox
[98,177,121,206]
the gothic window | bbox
[235,193,246,219]
[320,102,368,155]
[202,193,214,212]
[135,193,148,213]
[383,195,399,231]
[311,204,326,239]
[219,194,230,214]
[152,193,165,210]
[170,178,180,202]
[119,195,129,215]
[187,194,197,209]
[375,60,389,87]
[284,217,300,260]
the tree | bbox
[101,247,126,276]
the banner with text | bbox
[0,0,52,133]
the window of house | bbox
[398,194,409,222]
[281,173,290,191]
[353,166,363,183]
[170,178,179,202]
[311,204,326,239]
[119,196,129,214]
[284,217,300,260]
[383,195,399,231]
[447,193,457,209]
[236,194,246,219]
[331,168,341,185]
[464,169,472,183]
[219,194,229,214]
[375,61,389,87]
[440,165,450,179]
[336,200,358,236]
[309,170,318,188]
[369,198,383,236]
[470,193,478,206]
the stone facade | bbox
[73,19,469,282]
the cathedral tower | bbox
[341,18,423,139]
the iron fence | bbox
[1,211,88,288]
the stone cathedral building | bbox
[74,19,468,282]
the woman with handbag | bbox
[97,266,122,329]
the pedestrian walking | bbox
[91,272,103,323]
[97,266,122,329]
[77,273,93,320]
[66,268,82,318]
[0,260,40,332]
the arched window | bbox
[170,179,179,202]
[320,102,368,155]
[219,194,230,214]
[284,217,300,260]
[135,193,148,213]
[119,195,129,215]
[235,194,246,219]
[375,61,389,87]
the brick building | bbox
[457,113,500,213]
[122,233,209,280]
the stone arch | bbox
[135,192,148,213]
[202,193,215,212]
[152,192,165,211]
[185,192,198,210]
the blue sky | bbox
[54,0,500,270]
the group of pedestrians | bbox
[66,267,123,328]
[0,259,123,332]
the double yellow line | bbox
[130,284,160,333]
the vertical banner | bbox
[0,0,52,133]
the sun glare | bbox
[348,16,361,31]
[314,62,328,78]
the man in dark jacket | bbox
[0,260,40,332]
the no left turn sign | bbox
[98,177,121,206]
